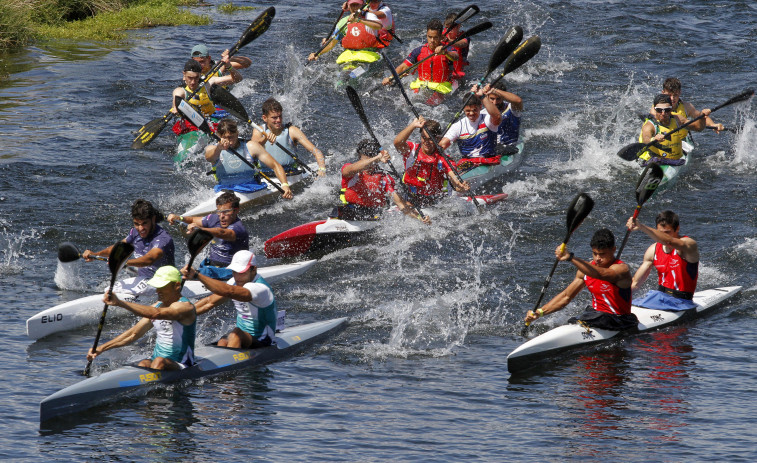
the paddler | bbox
[525,229,639,331]
[365,0,395,45]
[625,210,699,311]
[638,94,688,166]
[307,0,383,62]
[393,116,469,207]
[338,138,430,223]
[87,266,197,370]
[204,118,294,200]
[83,199,175,296]
[184,250,276,349]
[442,12,470,79]
[190,43,251,79]
[170,60,237,135]
[482,81,523,151]
[439,84,502,168]
[251,98,327,177]
[167,191,249,281]
[382,19,459,102]
[652,78,723,133]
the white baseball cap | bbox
[226,250,256,273]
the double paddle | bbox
[131,7,275,149]
[525,192,595,328]
[617,88,755,161]
[615,163,664,259]
[58,242,107,262]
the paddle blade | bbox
[617,142,645,161]
[500,35,541,77]
[175,96,213,136]
[564,192,594,243]
[234,7,276,54]
[108,241,134,277]
[635,162,664,205]
[210,84,249,122]
[187,229,213,259]
[450,4,480,26]
[57,242,82,263]
[488,26,523,74]
[346,85,378,142]
[131,115,170,149]
[713,88,755,111]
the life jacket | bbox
[638,116,688,161]
[671,100,688,120]
[654,241,698,296]
[441,32,469,77]
[401,141,449,196]
[184,83,216,117]
[583,259,632,315]
[453,155,501,171]
[211,141,261,186]
[340,165,394,208]
[415,44,453,84]
[342,22,381,50]
[365,2,394,47]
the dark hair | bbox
[464,94,483,107]
[427,19,443,34]
[261,97,283,116]
[183,59,202,73]
[653,93,672,106]
[655,210,680,229]
[493,81,507,92]
[423,119,442,139]
[131,199,164,222]
[662,77,681,93]
[356,138,381,158]
[590,228,615,250]
[216,190,241,209]
[216,118,238,136]
[444,13,458,28]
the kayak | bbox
[40,317,348,423]
[334,49,383,89]
[648,137,693,198]
[457,141,525,192]
[26,260,317,340]
[174,130,209,164]
[264,193,508,259]
[181,167,313,217]
[506,285,742,374]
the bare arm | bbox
[247,140,293,199]
[525,274,586,324]
[393,118,423,155]
[88,318,153,360]
[492,88,523,112]
[289,125,327,173]
[627,217,699,263]
[632,244,656,291]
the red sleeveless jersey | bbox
[654,241,698,293]
[583,259,632,315]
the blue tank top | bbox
[151,297,196,365]
[262,125,297,167]
[212,142,261,186]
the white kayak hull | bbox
[40,317,348,423]
[458,142,524,191]
[507,286,742,374]
[182,168,313,217]
[26,260,317,340]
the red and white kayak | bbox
[264,193,508,259]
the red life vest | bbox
[401,141,450,196]
[341,22,381,50]
[583,259,632,315]
[653,241,698,293]
[415,45,453,84]
[340,164,395,208]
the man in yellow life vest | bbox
[190,44,248,84]
[170,60,237,135]
[638,94,690,165]
[652,77,723,133]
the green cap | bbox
[146,266,182,288]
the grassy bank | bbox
[0,0,217,49]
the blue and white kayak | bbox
[507,285,742,374]
[26,260,317,340]
[40,317,348,423]
[457,142,525,192]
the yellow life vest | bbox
[638,117,688,161]
[184,83,216,117]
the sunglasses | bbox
[654,107,673,114]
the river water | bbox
[1,0,756,460]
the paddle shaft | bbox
[615,206,641,260]
[83,271,119,376]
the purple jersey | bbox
[124,224,175,279]
[202,214,249,265]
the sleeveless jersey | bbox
[654,241,698,294]
[342,21,381,50]
[638,116,688,160]
[261,125,297,167]
[151,297,196,365]
[483,105,521,145]
[583,259,632,315]
[212,141,261,186]
[232,274,277,339]
[340,164,395,207]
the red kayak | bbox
[264,193,507,259]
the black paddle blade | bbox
[488,26,523,74]
[108,241,134,276]
[564,192,594,243]
[210,84,249,122]
[57,242,82,263]
[635,162,664,205]
[451,4,480,26]
[187,229,213,259]
[131,115,170,149]
[617,142,646,161]
[235,7,276,53]
[499,35,541,78]
[714,88,754,111]
[346,85,379,142]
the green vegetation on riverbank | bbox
[0,0,219,49]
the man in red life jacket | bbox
[382,19,459,97]
[339,139,430,224]
[393,116,469,206]
[625,210,699,311]
[365,0,394,45]
[442,12,469,79]
[525,228,638,331]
